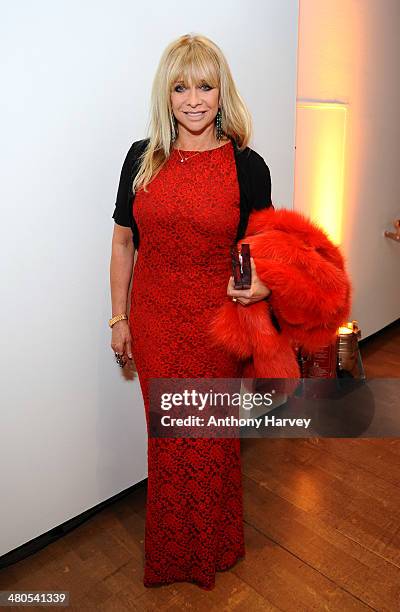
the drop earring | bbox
[170,114,177,142]
[215,108,223,141]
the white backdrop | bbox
[0,0,299,555]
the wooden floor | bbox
[1,321,399,611]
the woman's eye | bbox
[174,84,212,92]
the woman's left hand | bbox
[227,257,271,306]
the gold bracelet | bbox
[109,313,128,328]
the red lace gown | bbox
[129,139,245,590]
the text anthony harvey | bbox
[160,415,312,429]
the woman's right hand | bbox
[111,320,133,367]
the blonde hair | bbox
[132,33,253,193]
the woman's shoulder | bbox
[235,143,271,181]
[241,145,269,168]
[124,137,150,162]
[135,137,150,149]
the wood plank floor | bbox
[1,321,399,611]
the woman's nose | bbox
[187,87,201,105]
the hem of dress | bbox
[142,549,246,591]
[216,548,246,573]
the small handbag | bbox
[230,243,251,289]
[230,242,281,333]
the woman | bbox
[109,33,274,590]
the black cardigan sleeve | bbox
[111,141,137,228]
[248,150,273,210]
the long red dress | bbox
[129,139,245,590]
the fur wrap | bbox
[207,207,352,379]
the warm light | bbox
[338,326,353,335]
[295,102,348,245]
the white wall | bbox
[296,0,400,339]
[0,1,299,554]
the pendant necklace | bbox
[176,148,202,163]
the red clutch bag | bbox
[231,243,251,289]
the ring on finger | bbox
[115,352,125,366]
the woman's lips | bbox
[184,111,206,120]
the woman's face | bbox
[170,78,220,135]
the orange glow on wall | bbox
[295,102,348,245]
